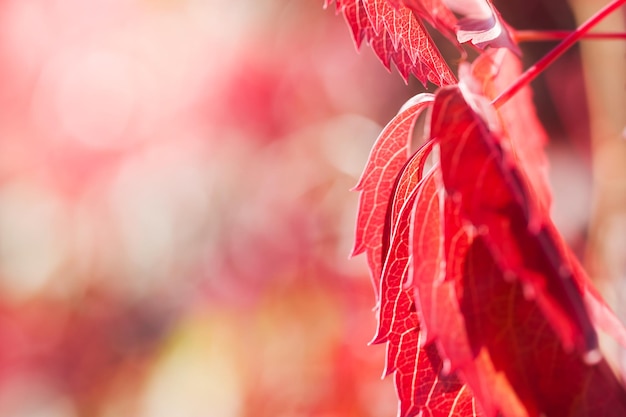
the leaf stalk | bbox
[516,30,626,42]
[493,0,626,108]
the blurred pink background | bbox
[0,1,415,416]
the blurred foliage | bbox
[0,0,411,416]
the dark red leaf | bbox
[353,78,626,417]
[426,85,626,416]
[432,85,597,355]
[461,236,626,416]
[444,0,519,52]
[345,5,626,416]
[469,49,551,212]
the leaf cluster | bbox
[329,1,626,416]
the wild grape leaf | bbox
[352,94,433,297]
[432,85,598,355]
[427,85,626,416]
[374,153,480,417]
[326,0,519,84]
[326,0,456,85]
[354,81,626,417]
[461,236,626,417]
[409,167,537,417]
[406,166,443,348]
[393,327,478,417]
[469,49,552,211]
[372,144,433,348]
[401,0,457,36]
[409,171,466,352]
[468,48,626,350]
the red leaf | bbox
[410,172,466,352]
[461,236,626,417]
[329,0,457,85]
[467,48,626,355]
[410,169,528,417]
[394,334,478,417]
[469,49,552,212]
[341,0,371,47]
[427,85,626,416]
[374,151,480,417]
[328,0,519,83]
[401,0,457,35]
[345,6,626,416]
[432,85,598,355]
[406,165,506,416]
[353,94,434,297]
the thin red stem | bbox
[493,0,626,108]
[516,30,626,42]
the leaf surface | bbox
[327,0,519,83]
[328,0,457,85]
[432,85,597,355]
[353,94,433,297]
[427,85,626,416]
[372,147,433,349]
[467,49,626,357]
[460,236,626,417]
[376,155,480,417]
[402,0,457,35]
[469,49,551,211]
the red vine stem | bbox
[516,30,626,42]
[493,0,626,108]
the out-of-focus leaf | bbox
[443,0,519,52]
